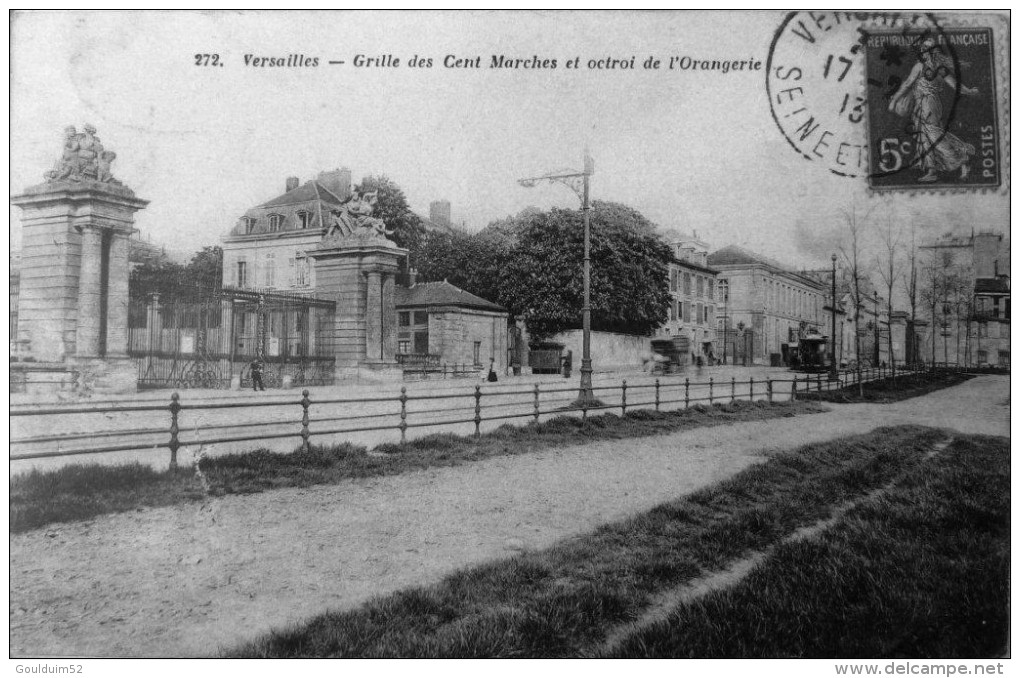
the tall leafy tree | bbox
[499,201,672,342]
[361,174,426,256]
[186,245,223,293]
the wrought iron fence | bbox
[127,286,336,389]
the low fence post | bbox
[730,377,736,403]
[709,378,714,405]
[685,377,690,408]
[474,385,482,438]
[301,389,311,453]
[168,392,181,471]
[749,377,754,402]
[816,374,822,393]
[767,378,773,403]
[655,378,660,411]
[533,384,540,423]
[791,376,798,401]
[399,386,408,444]
[621,379,627,416]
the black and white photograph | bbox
[7,10,1011,671]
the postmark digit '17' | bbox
[865,26,1000,190]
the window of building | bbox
[398,339,410,354]
[679,301,685,323]
[1005,298,1010,319]
[264,253,275,288]
[993,297,1001,318]
[268,214,284,233]
[683,273,692,296]
[414,330,429,354]
[669,300,677,322]
[977,349,988,365]
[242,217,256,234]
[998,350,1009,367]
[473,341,481,365]
[297,211,311,229]
[696,276,704,298]
[236,261,247,288]
[414,310,428,325]
[670,268,678,293]
[707,279,714,301]
[399,311,411,327]
[978,322,988,338]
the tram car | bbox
[790,332,831,372]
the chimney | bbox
[429,199,451,227]
[317,168,352,200]
[285,176,300,192]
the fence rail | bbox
[9,364,979,467]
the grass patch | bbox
[607,434,1009,658]
[226,426,948,658]
[799,371,973,404]
[10,400,825,534]
[9,463,206,533]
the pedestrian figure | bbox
[562,351,573,378]
[250,359,266,392]
[487,358,498,383]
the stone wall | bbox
[546,330,652,372]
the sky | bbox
[9,10,1009,271]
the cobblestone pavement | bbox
[8,375,1008,657]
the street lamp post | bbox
[519,150,599,407]
[722,290,729,365]
[830,254,838,379]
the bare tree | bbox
[876,216,901,375]
[838,202,874,394]
[920,253,942,366]
[902,221,921,366]
[921,248,958,366]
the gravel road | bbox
[8,375,1008,657]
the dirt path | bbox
[9,376,1009,657]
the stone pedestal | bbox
[12,180,148,393]
[309,235,407,382]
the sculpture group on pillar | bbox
[323,182,396,246]
[45,124,122,185]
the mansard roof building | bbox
[221,169,353,294]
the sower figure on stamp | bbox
[250,358,266,392]
[888,37,980,183]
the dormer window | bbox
[242,217,256,234]
[297,211,311,229]
[268,214,284,233]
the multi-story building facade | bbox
[707,245,827,365]
[921,230,1010,367]
[221,169,353,295]
[658,233,720,361]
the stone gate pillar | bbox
[309,234,407,382]
[12,124,148,393]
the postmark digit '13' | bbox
[865,26,1001,190]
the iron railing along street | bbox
[9,364,968,468]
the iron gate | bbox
[128,287,336,389]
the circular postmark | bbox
[765,11,968,182]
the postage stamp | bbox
[864,27,1000,190]
[765,11,1008,192]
